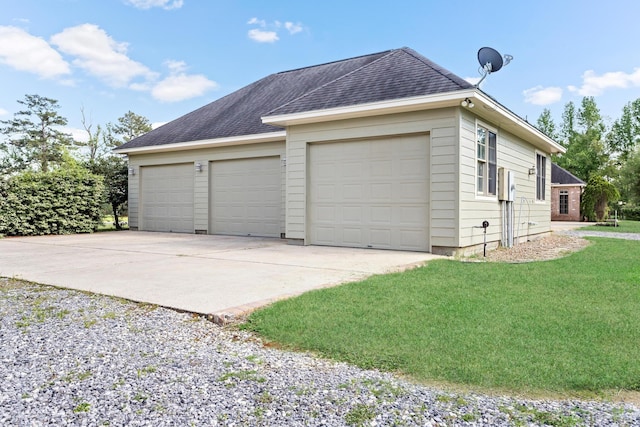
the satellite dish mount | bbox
[475,47,513,87]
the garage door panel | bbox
[400,206,427,225]
[370,206,391,223]
[309,135,429,251]
[211,157,281,238]
[343,228,363,245]
[400,182,427,200]
[141,164,194,233]
[370,229,391,247]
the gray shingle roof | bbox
[118,47,473,150]
[551,163,585,185]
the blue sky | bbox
[1,0,639,142]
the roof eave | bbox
[262,90,477,127]
[471,91,566,155]
[552,183,586,187]
[113,131,287,155]
[262,90,566,155]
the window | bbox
[559,190,569,214]
[536,153,546,201]
[477,125,497,196]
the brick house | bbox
[551,163,585,221]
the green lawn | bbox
[243,237,640,394]
[97,216,129,232]
[582,219,640,233]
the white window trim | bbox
[534,150,547,203]
[475,120,498,200]
[559,189,569,215]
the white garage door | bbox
[141,163,194,233]
[210,156,281,237]
[309,135,429,251]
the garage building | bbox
[115,47,564,255]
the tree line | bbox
[537,96,640,220]
[0,94,152,233]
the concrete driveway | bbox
[0,232,443,321]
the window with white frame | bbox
[477,125,497,196]
[536,153,546,201]
[559,190,569,214]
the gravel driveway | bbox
[2,278,638,426]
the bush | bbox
[621,205,640,221]
[0,168,104,236]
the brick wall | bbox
[551,185,583,221]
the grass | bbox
[582,219,640,233]
[243,237,640,394]
[97,215,129,232]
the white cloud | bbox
[152,74,218,102]
[124,0,183,10]
[568,68,640,96]
[248,28,279,43]
[152,121,167,129]
[66,127,89,143]
[247,17,304,43]
[150,60,218,102]
[284,22,303,34]
[50,24,156,88]
[0,26,71,79]
[0,108,8,116]
[523,85,563,105]
[165,59,187,74]
[247,17,266,27]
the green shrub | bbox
[0,168,104,236]
[621,205,640,221]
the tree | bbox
[0,94,74,173]
[536,108,558,140]
[84,111,151,228]
[581,175,620,222]
[616,146,640,204]
[607,98,640,162]
[87,156,128,230]
[559,101,577,146]
[80,106,106,162]
[110,110,152,145]
[554,97,609,182]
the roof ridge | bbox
[275,48,395,75]
[398,47,472,89]
[264,48,403,116]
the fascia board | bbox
[261,90,477,126]
[262,90,565,155]
[113,131,287,155]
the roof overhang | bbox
[551,183,586,187]
[262,89,565,155]
[113,131,286,155]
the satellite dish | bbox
[475,47,513,87]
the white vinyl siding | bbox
[210,157,281,237]
[309,135,429,251]
[459,110,551,248]
[286,109,457,250]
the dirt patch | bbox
[462,233,591,263]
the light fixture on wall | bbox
[128,167,135,176]
[195,162,203,172]
[461,98,474,108]
[528,166,536,176]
